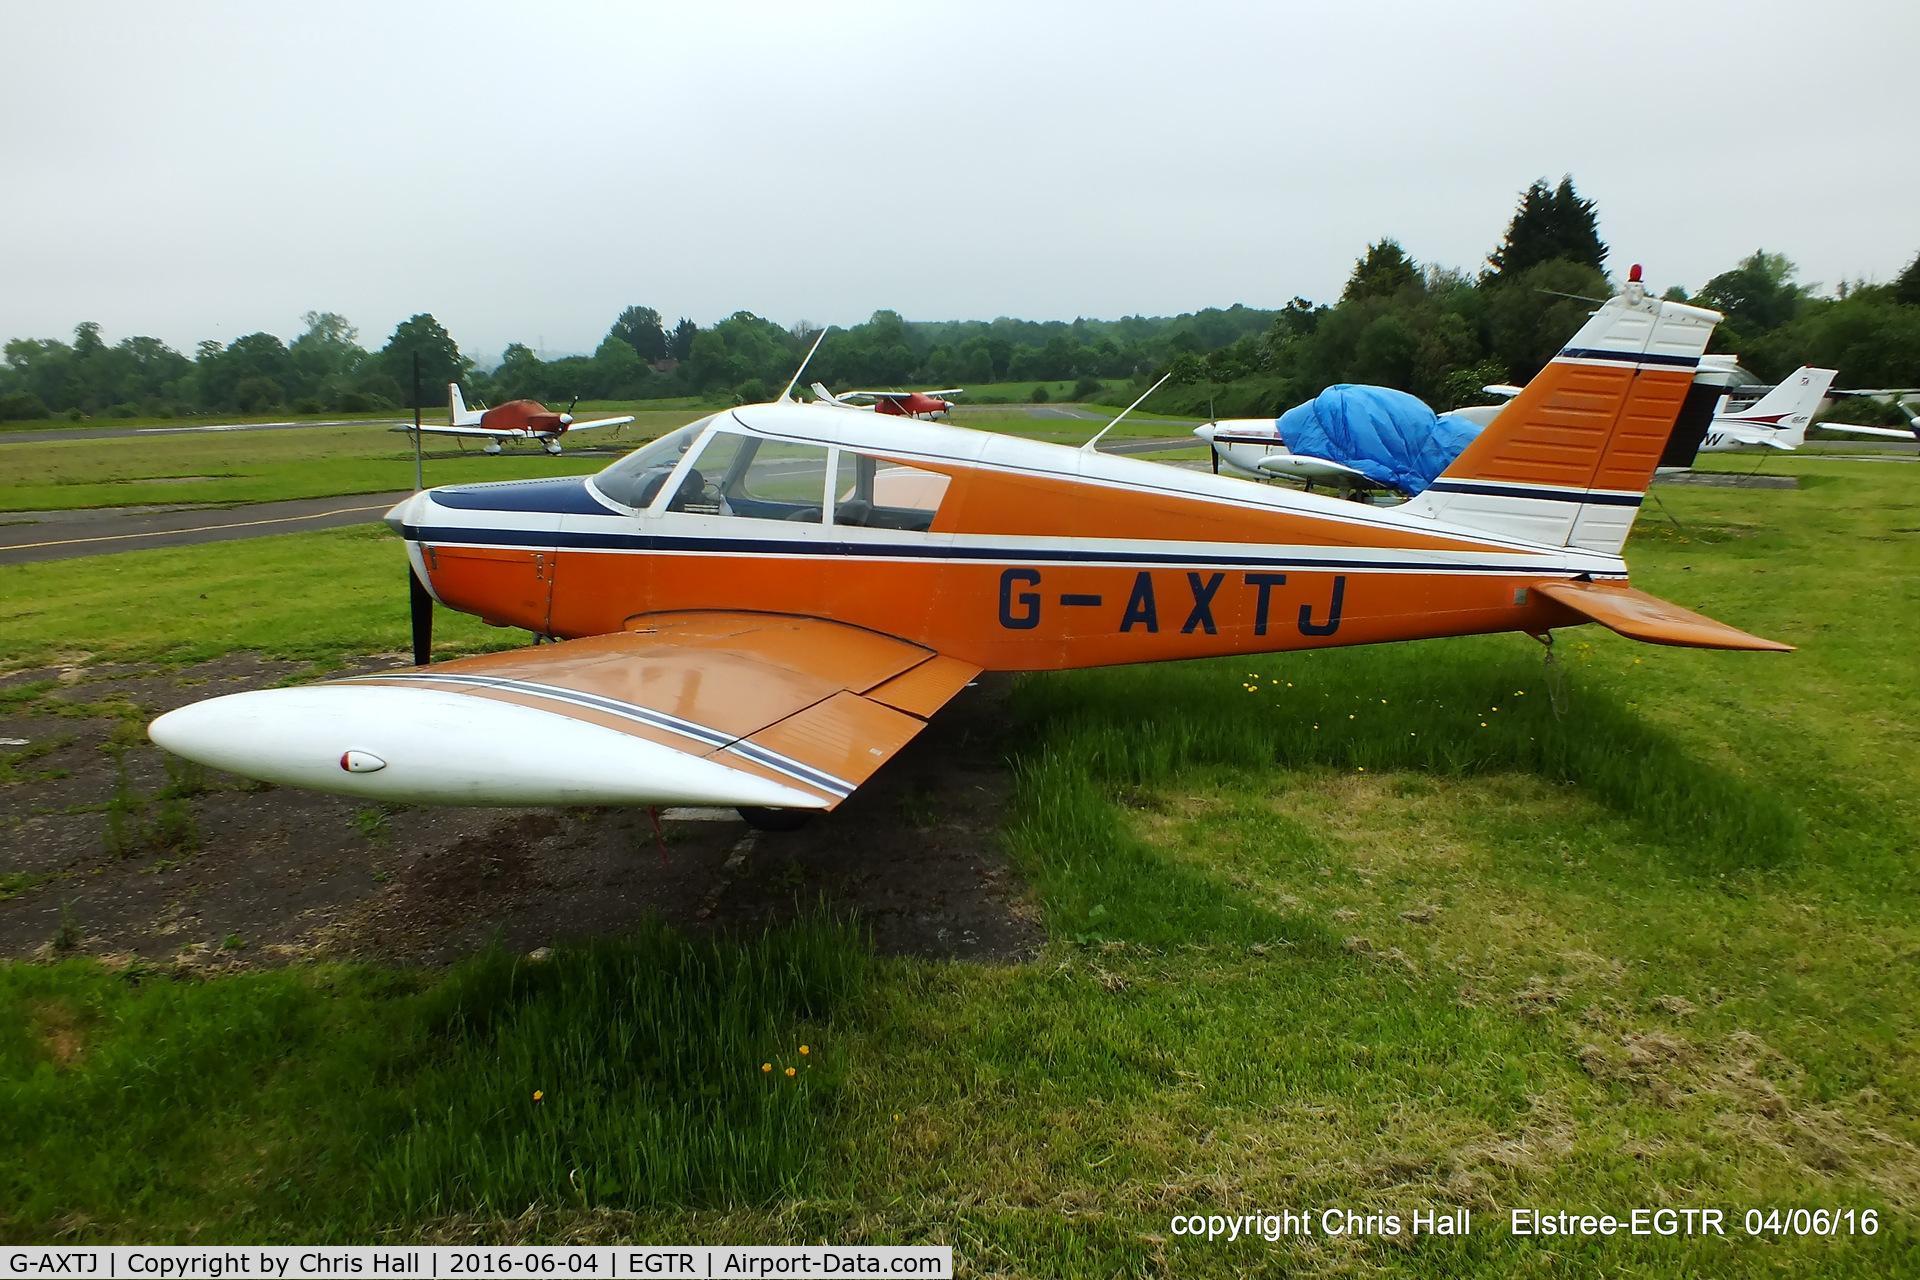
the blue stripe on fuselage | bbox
[400,522,1584,576]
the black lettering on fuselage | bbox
[1298,575,1346,636]
[1120,571,1159,633]
[1244,573,1288,636]
[1181,572,1224,635]
[999,568,1041,629]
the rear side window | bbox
[831,450,949,531]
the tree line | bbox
[5,176,1916,424]
[0,296,1279,422]
[1135,177,1920,420]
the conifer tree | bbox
[1341,239,1420,302]
[1486,177,1607,280]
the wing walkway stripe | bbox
[350,671,855,797]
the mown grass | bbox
[2,456,1916,1274]
[0,415,703,512]
[0,525,524,668]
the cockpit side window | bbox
[716,439,831,523]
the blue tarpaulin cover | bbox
[1276,384,1484,495]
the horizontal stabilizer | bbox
[1533,580,1792,651]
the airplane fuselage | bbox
[389,403,1617,673]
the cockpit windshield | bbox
[591,414,722,509]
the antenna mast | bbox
[1082,373,1171,453]
[779,329,829,403]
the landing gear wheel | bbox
[737,806,814,832]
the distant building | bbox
[650,358,679,375]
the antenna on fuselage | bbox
[779,329,829,403]
[1081,372,1171,453]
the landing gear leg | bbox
[737,807,813,832]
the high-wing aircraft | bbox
[812,383,961,419]
[152,276,1792,829]
[394,384,636,455]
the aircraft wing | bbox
[565,415,636,432]
[1811,421,1917,439]
[389,423,531,439]
[1254,453,1370,479]
[149,612,981,810]
[1713,423,1797,449]
[1532,581,1792,651]
[847,390,963,400]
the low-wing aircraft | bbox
[1194,400,1492,493]
[1817,389,1920,441]
[812,383,962,419]
[1193,419,1376,487]
[153,275,1791,829]
[393,384,636,455]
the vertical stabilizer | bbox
[1718,366,1837,448]
[1399,273,1720,554]
[449,383,481,426]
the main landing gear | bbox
[737,807,813,832]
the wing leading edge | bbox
[149,612,980,809]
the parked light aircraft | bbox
[395,385,635,455]
[152,277,1791,828]
[1194,411,1485,491]
[812,383,962,419]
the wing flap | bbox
[1533,581,1792,651]
[864,654,981,716]
[731,691,929,803]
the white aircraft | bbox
[393,385,635,455]
[1194,403,1494,493]
[1695,366,1916,453]
[1192,420,1375,487]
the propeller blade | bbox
[1210,445,1220,475]
[410,567,434,666]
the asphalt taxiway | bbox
[0,492,414,566]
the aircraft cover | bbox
[1277,384,1484,494]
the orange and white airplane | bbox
[398,385,635,455]
[152,274,1790,827]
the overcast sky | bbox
[5,0,1916,360]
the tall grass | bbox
[0,917,868,1240]
[370,919,867,1217]
[1004,638,1802,943]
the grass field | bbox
[3,456,1917,1273]
[0,415,718,513]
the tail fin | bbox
[1402,278,1720,554]
[1718,366,1837,447]
[449,383,481,426]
